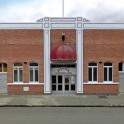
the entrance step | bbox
[52,94,75,97]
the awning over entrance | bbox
[50,45,76,61]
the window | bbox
[104,62,112,82]
[13,63,23,82]
[119,62,123,71]
[29,63,38,82]
[88,62,97,82]
[0,63,7,72]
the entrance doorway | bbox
[51,64,76,94]
[52,75,75,94]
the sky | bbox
[0,0,124,23]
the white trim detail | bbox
[88,81,98,84]
[119,71,124,74]
[1,18,124,30]
[83,23,124,29]
[0,72,7,74]
[84,82,119,84]
[76,29,83,93]
[123,63,124,71]
[51,23,76,29]
[44,29,51,93]
[8,83,44,85]
[51,18,76,22]
[0,23,43,29]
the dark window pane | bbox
[88,68,92,81]
[52,76,56,84]
[65,85,69,91]
[35,69,38,81]
[58,76,62,84]
[104,63,112,66]
[14,69,18,82]
[89,63,97,66]
[104,68,107,81]
[71,85,75,90]
[19,69,23,82]
[52,85,56,91]
[93,68,97,81]
[30,69,33,81]
[3,63,7,72]
[58,85,62,91]
[14,63,22,66]
[30,63,38,66]
[0,63,2,72]
[109,68,112,81]
[119,62,123,71]
[51,64,76,68]
[65,76,69,83]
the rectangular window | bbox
[29,65,39,82]
[14,69,18,82]
[104,68,107,81]
[0,64,2,72]
[14,67,23,82]
[0,63,7,72]
[3,63,7,72]
[93,68,97,81]
[104,63,113,82]
[35,69,38,82]
[19,68,23,82]
[88,68,92,81]
[88,63,97,82]
[109,67,112,81]
[30,68,33,82]
[58,76,62,84]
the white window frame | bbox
[13,65,23,83]
[104,63,113,82]
[29,64,39,83]
[88,63,98,83]
[0,63,7,73]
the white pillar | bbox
[123,63,124,71]
[76,29,83,93]
[44,29,51,93]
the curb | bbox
[0,105,124,107]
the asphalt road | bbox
[0,107,124,124]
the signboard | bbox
[51,67,76,75]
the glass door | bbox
[52,75,63,93]
[64,75,75,93]
[58,75,63,91]
[52,75,75,94]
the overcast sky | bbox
[0,0,124,23]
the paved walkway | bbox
[0,94,124,107]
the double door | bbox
[52,75,75,94]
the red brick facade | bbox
[50,29,76,50]
[8,85,44,95]
[0,29,44,94]
[0,28,123,95]
[83,29,124,94]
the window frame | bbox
[13,63,23,83]
[29,63,39,83]
[88,63,98,83]
[0,63,7,73]
[104,63,113,82]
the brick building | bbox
[0,17,124,95]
